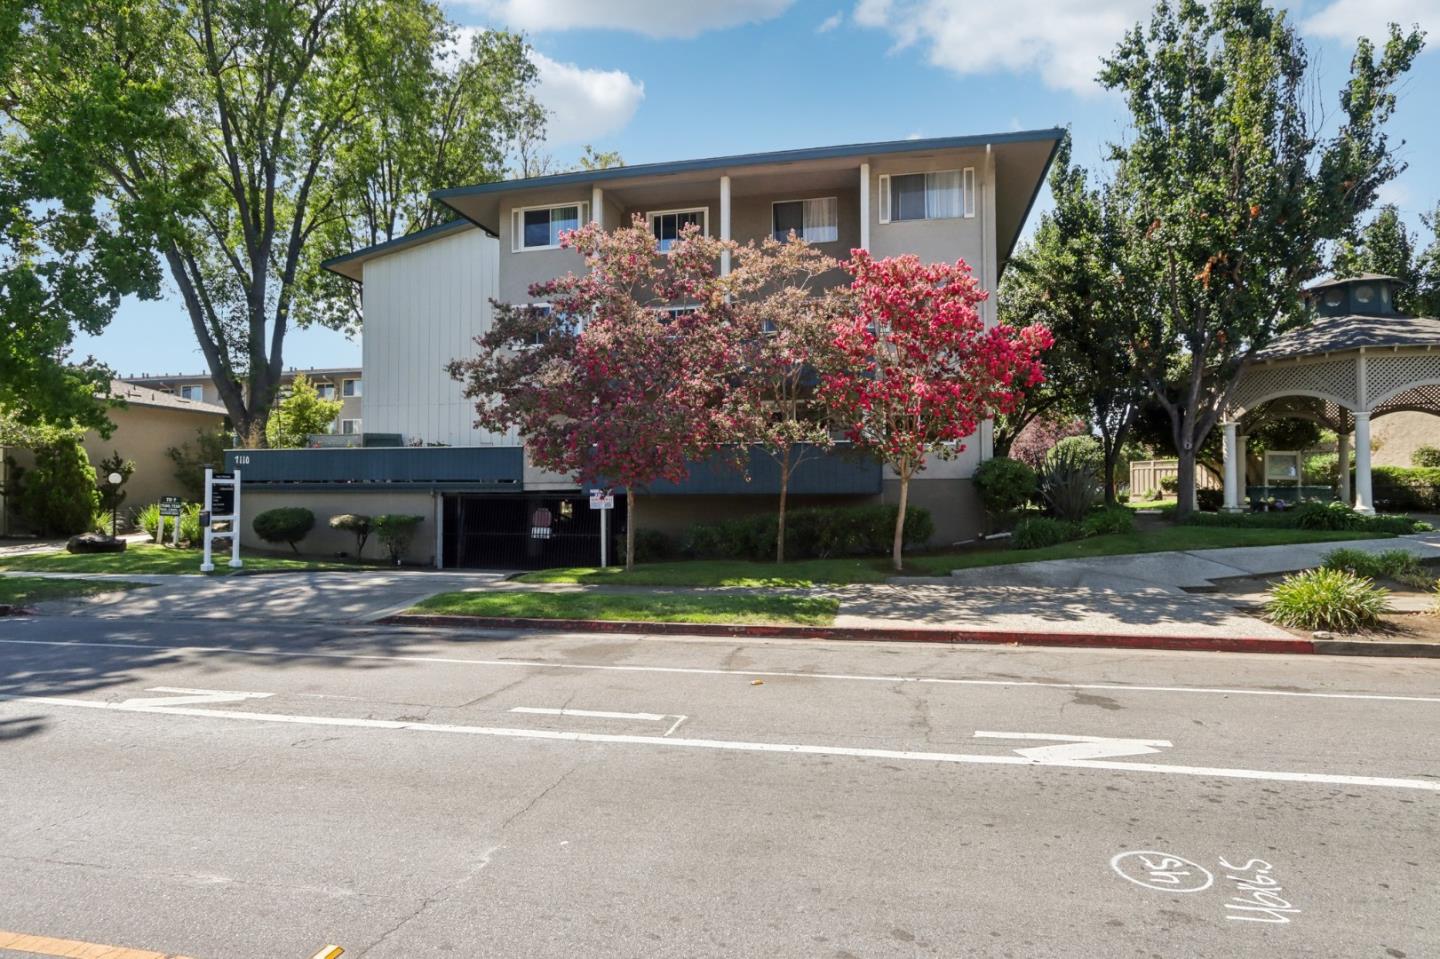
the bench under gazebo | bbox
[1220,274,1440,514]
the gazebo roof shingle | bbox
[1253,313,1440,361]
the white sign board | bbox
[200,467,243,572]
[589,489,614,510]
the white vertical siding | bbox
[361,228,511,447]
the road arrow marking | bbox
[974,731,1173,762]
[121,686,273,708]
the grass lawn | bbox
[0,543,365,576]
[516,525,1389,588]
[0,576,149,606]
[411,590,839,626]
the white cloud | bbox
[530,52,645,144]
[818,11,844,32]
[459,0,794,38]
[1304,0,1440,44]
[852,0,1151,95]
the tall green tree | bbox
[1332,204,1420,310]
[264,373,343,448]
[999,132,1148,503]
[2,0,544,442]
[1101,0,1423,515]
[1419,203,1440,318]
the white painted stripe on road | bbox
[511,707,668,721]
[4,693,1438,793]
[2,636,1439,705]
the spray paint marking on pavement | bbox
[510,705,689,736]
[3,691,1437,793]
[0,927,196,958]
[3,636,1439,705]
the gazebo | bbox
[1220,274,1440,514]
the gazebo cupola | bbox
[1303,273,1404,319]
[1217,274,1440,515]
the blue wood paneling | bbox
[226,446,524,486]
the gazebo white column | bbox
[1337,429,1351,506]
[1353,412,1374,514]
[1222,422,1243,512]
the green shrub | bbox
[329,513,373,558]
[1411,445,1440,469]
[633,529,674,563]
[1322,548,1434,589]
[1159,475,1179,495]
[1265,567,1390,632]
[12,438,99,536]
[1372,465,1440,512]
[252,507,315,553]
[179,503,203,547]
[1293,500,1359,530]
[166,428,230,502]
[1047,434,1103,473]
[1183,508,1429,535]
[374,514,424,564]
[1195,488,1223,512]
[974,457,1038,520]
[1083,506,1135,537]
[138,503,162,541]
[683,504,932,561]
[1012,516,1081,550]
[1040,444,1099,522]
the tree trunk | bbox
[625,489,636,571]
[776,447,790,565]
[891,471,910,573]
[1175,447,1198,517]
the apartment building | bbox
[231,130,1064,567]
[124,367,365,437]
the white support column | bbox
[719,175,731,276]
[1222,422,1242,512]
[1353,411,1374,514]
[591,186,604,229]
[859,162,870,252]
[1337,429,1351,506]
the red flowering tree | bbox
[821,251,1053,571]
[1010,415,1090,470]
[448,217,733,569]
[725,236,846,563]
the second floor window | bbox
[343,378,361,397]
[647,208,707,252]
[315,382,337,400]
[513,202,587,251]
[772,197,838,243]
[879,169,975,223]
[179,384,204,402]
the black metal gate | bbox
[443,493,624,569]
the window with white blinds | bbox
[878,168,975,223]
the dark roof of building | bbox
[320,219,476,282]
[1253,313,1440,360]
[430,127,1065,202]
[1305,272,1404,291]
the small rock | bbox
[66,533,127,555]
[1311,630,1334,640]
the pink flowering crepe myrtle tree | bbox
[448,216,734,569]
[820,250,1054,572]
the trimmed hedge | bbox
[1012,516,1080,550]
[253,507,315,552]
[1182,507,1431,535]
[683,504,933,561]
[1372,465,1440,512]
[974,457,1037,518]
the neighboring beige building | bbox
[1,381,228,536]
[122,367,364,437]
[1373,411,1440,467]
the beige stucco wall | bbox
[1372,411,1440,467]
[497,187,592,304]
[85,404,229,516]
[237,489,439,565]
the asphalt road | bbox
[1,615,1436,958]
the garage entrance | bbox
[442,493,625,569]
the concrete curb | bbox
[383,613,1331,655]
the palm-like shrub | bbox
[1040,444,1099,522]
[1266,568,1390,632]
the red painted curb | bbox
[380,613,1317,655]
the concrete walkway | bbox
[7,532,1437,641]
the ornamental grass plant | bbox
[1265,567,1391,633]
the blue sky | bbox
[86,0,1440,379]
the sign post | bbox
[589,488,614,568]
[200,468,243,572]
[158,495,183,547]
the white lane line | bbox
[510,707,667,721]
[974,731,1173,761]
[3,693,1437,793]
[2,637,1438,705]
[664,715,688,737]
[123,686,273,708]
